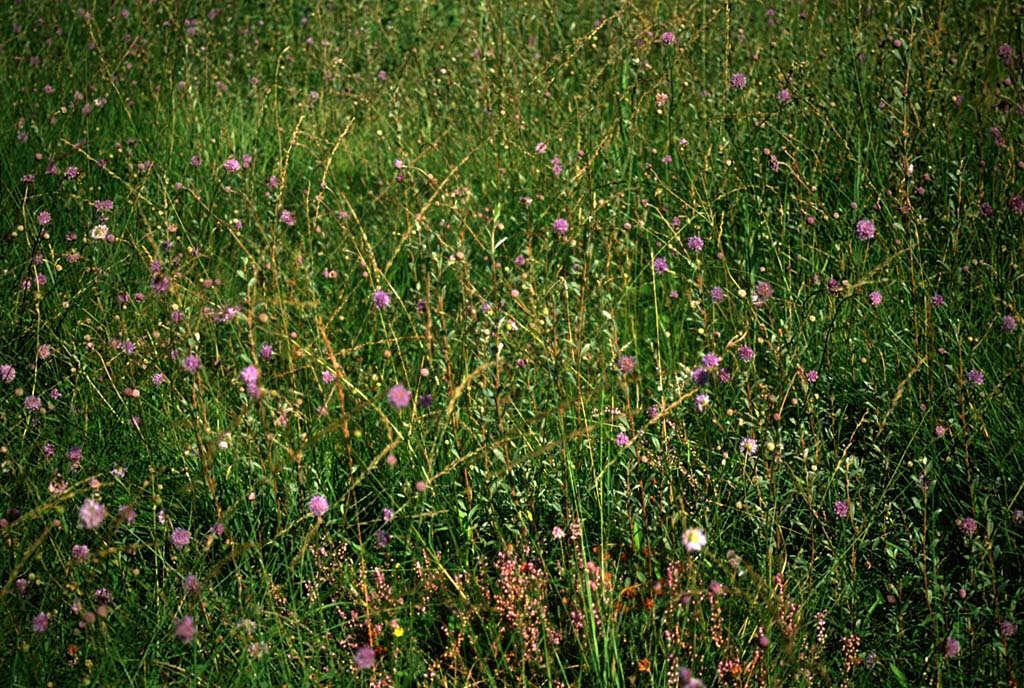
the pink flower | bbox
[79,498,107,530]
[387,384,412,409]
[308,495,329,518]
[170,527,191,549]
[175,616,196,644]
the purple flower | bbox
[687,235,704,252]
[855,218,876,241]
[737,345,754,362]
[551,156,563,176]
[175,616,196,644]
[71,544,90,562]
[754,281,774,302]
[223,158,241,172]
[617,355,636,374]
[931,293,945,306]
[958,517,978,536]
[1000,620,1017,638]
[37,210,52,226]
[615,432,630,447]
[943,637,960,658]
[805,369,819,383]
[241,365,260,397]
[777,88,791,103]
[0,364,15,383]
[660,31,676,45]
[307,495,327,516]
[966,369,984,386]
[702,352,721,369]
[653,256,669,274]
[182,354,201,373]
[279,209,296,226]
[32,612,49,633]
[321,370,337,384]
[372,290,391,309]
[23,395,42,412]
[182,574,200,594]
[354,645,375,670]
[259,343,275,359]
[170,527,191,549]
[552,217,569,235]
[79,498,107,530]
[388,384,412,409]
[694,393,710,412]
[1002,314,1017,332]
[710,286,725,303]
[740,437,759,456]
[730,72,748,89]
[834,500,849,518]
[869,290,883,306]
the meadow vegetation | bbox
[1,1,1022,685]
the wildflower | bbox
[321,370,336,384]
[308,495,329,518]
[966,369,984,386]
[372,290,391,309]
[935,424,948,438]
[552,526,566,539]
[387,384,412,409]
[354,646,375,670]
[710,286,725,303]
[71,544,90,562]
[740,436,759,456]
[855,218,876,240]
[932,292,945,306]
[653,256,669,273]
[0,364,15,383]
[738,345,754,362]
[615,432,630,447]
[869,290,883,306]
[223,158,241,172]
[694,393,710,412]
[702,353,721,369]
[534,142,548,154]
[23,395,42,412]
[279,209,296,226]
[182,575,200,594]
[1000,620,1017,638]
[175,616,196,644]
[754,280,774,302]
[551,156,563,176]
[259,343,274,359]
[617,355,636,374]
[805,369,819,383]
[687,235,704,252]
[32,612,49,633]
[79,498,106,530]
[834,500,849,518]
[730,72,748,89]
[777,88,791,103]
[170,527,191,549]
[944,637,960,658]
[552,217,569,235]
[181,354,201,373]
[683,527,707,553]
[957,517,978,536]
[1002,314,1017,332]
[118,505,137,523]
[241,365,260,397]
[660,31,676,45]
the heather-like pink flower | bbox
[308,495,329,517]
[615,432,630,447]
[79,498,107,530]
[552,217,569,235]
[730,72,748,89]
[223,158,241,172]
[388,384,412,409]
[855,218,876,240]
[373,290,391,309]
[175,616,196,644]
[32,612,49,633]
[869,290,883,306]
[354,645,375,670]
[170,527,191,549]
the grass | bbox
[1,1,1022,685]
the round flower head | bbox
[683,527,707,553]
[308,494,329,518]
[354,645,375,670]
[615,432,630,447]
[740,436,759,456]
[79,498,107,530]
[387,384,412,409]
[653,256,669,274]
[32,612,49,633]
[855,218,876,240]
[552,217,569,235]
[966,369,984,386]
[175,616,196,644]
[868,290,883,306]
[730,72,748,89]
[170,527,191,550]
[372,290,391,309]
[687,235,704,252]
